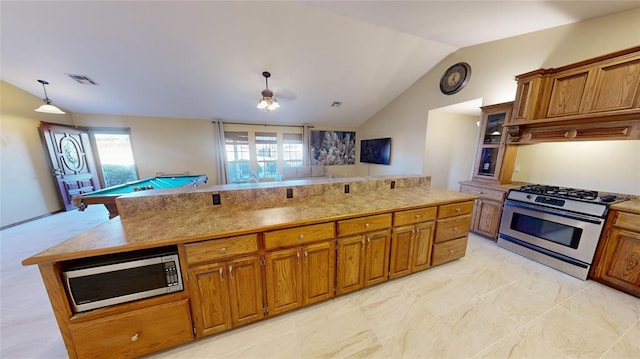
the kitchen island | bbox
[23,175,477,359]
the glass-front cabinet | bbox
[473,102,516,183]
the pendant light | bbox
[35,79,65,114]
[256,71,280,111]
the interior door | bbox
[39,122,101,211]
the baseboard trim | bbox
[1,210,64,231]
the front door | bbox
[39,122,102,211]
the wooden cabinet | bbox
[389,207,437,278]
[433,202,473,266]
[591,210,640,298]
[459,182,512,240]
[336,229,391,295]
[472,102,517,184]
[69,299,193,359]
[512,46,640,126]
[185,234,263,337]
[188,256,263,337]
[264,223,336,316]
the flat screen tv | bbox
[360,137,391,165]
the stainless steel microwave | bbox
[62,246,183,312]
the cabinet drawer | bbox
[337,213,392,236]
[432,236,468,266]
[614,212,640,232]
[70,299,193,359]
[435,215,472,243]
[264,222,335,250]
[438,201,475,219]
[459,185,506,202]
[185,234,258,265]
[394,207,437,226]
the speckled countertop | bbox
[22,186,477,265]
[458,180,526,192]
[611,198,640,215]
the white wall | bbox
[513,141,640,195]
[358,8,640,194]
[71,113,218,180]
[424,111,480,190]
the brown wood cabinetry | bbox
[473,102,517,184]
[459,182,512,240]
[433,202,473,266]
[336,228,391,295]
[389,207,437,278]
[69,299,193,359]
[185,234,263,338]
[264,223,336,315]
[590,210,640,298]
[508,46,640,144]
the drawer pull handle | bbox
[361,239,365,249]
[367,237,371,248]
[477,191,483,195]
[297,251,300,263]
[228,265,233,279]
[131,333,139,342]
[219,266,224,282]
[304,250,308,262]
[365,223,370,229]
[299,234,304,240]
[220,247,227,254]
[415,214,421,219]
[453,227,458,232]
[448,250,454,255]
[455,208,461,212]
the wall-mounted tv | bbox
[360,137,391,165]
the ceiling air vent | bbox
[66,74,99,85]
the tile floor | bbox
[1,206,639,358]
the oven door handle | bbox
[504,200,603,225]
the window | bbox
[283,133,303,168]
[93,132,138,186]
[225,131,251,183]
[223,127,305,183]
[255,132,278,179]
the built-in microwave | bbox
[62,246,183,312]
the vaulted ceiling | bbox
[2,1,639,127]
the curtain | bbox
[303,124,311,166]
[213,121,229,185]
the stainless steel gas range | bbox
[497,184,628,280]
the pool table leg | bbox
[104,203,119,219]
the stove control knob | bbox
[526,194,533,199]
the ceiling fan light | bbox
[257,98,269,109]
[35,103,66,114]
[268,100,280,110]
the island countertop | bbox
[23,186,477,266]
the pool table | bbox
[73,174,208,219]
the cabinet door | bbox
[545,68,592,118]
[188,263,232,337]
[586,58,640,114]
[336,235,365,295]
[600,228,640,296]
[227,256,264,327]
[472,199,503,239]
[265,247,303,316]
[364,230,391,287]
[303,241,336,305]
[412,221,435,272]
[389,225,414,279]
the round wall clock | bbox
[439,62,471,95]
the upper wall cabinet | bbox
[472,102,517,184]
[508,46,640,144]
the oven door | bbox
[499,200,605,264]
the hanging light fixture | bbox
[35,79,65,114]
[256,71,280,111]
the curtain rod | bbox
[212,121,314,128]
